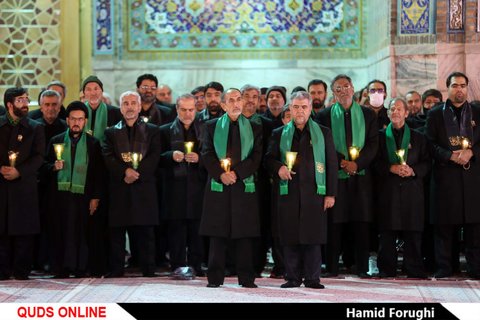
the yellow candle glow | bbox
[285,151,297,171]
[8,151,18,167]
[349,146,360,161]
[461,137,470,150]
[220,158,231,172]
[131,152,141,170]
[184,141,194,154]
[53,143,65,160]
[396,149,406,165]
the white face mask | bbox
[369,92,384,107]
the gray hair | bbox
[290,91,312,104]
[119,91,141,105]
[40,90,61,104]
[388,97,408,111]
[47,80,67,96]
[176,93,196,107]
[221,88,241,103]
[240,84,260,95]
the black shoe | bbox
[241,283,258,288]
[0,274,10,281]
[280,280,301,288]
[269,272,284,279]
[14,274,29,281]
[143,272,157,278]
[304,282,325,289]
[377,272,395,278]
[206,283,220,288]
[53,273,70,279]
[74,271,86,278]
[194,269,206,277]
[407,273,428,279]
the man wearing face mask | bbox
[367,80,390,131]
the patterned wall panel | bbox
[447,0,465,33]
[0,0,61,103]
[127,0,362,56]
[399,0,434,35]
[94,0,114,54]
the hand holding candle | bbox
[184,141,194,154]
[349,146,360,161]
[285,151,297,171]
[396,149,406,165]
[8,151,19,167]
[131,152,142,170]
[53,143,65,161]
[220,158,231,172]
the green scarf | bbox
[331,101,366,179]
[57,130,88,194]
[211,114,255,193]
[279,119,326,195]
[85,101,108,140]
[385,123,410,165]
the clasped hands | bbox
[340,159,358,176]
[390,164,415,177]
[0,166,20,180]
[220,171,237,185]
[173,150,199,163]
[450,149,473,166]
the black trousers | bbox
[207,237,255,286]
[378,230,424,276]
[435,224,480,276]
[326,221,370,274]
[167,219,203,271]
[110,226,155,276]
[0,234,34,279]
[283,244,322,285]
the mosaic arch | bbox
[125,0,362,54]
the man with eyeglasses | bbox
[136,74,175,126]
[426,71,480,279]
[316,74,379,278]
[0,87,45,280]
[366,79,390,130]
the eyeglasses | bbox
[139,85,157,91]
[334,85,352,93]
[369,88,385,94]
[15,97,30,103]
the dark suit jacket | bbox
[103,120,161,227]
[265,122,338,245]
[375,126,430,231]
[0,116,45,235]
[199,116,263,239]
[426,101,480,224]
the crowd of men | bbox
[0,71,479,290]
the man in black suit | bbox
[316,74,379,278]
[136,74,175,125]
[265,91,338,288]
[426,71,480,279]
[103,91,161,277]
[0,87,45,280]
[200,88,263,288]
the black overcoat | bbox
[102,120,161,227]
[425,102,480,224]
[374,127,430,231]
[199,117,263,239]
[265,123,338,245]
[316,105,379,223]
[0,116,45,235]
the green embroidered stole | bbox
[85,101,108,140]
[211,114,255,193]
[385,123,410,164]
[331,101,366,179]
[279,119,326,195]
[57,130,88,194]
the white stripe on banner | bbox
[443,303,480,320]
[0,303,136,320]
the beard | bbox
[312,99,324,110]
[207,102,221,114]
[140,92,156,104]
[13,106,28,118]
